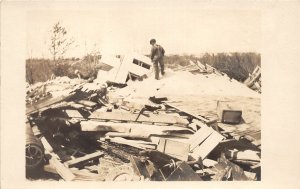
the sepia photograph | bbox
[2,1,300,188]
[23,2,262,181]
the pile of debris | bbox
[26,55,260,181]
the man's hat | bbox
[150,39,156,44]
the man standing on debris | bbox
[150,39,165,80]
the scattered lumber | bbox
[26,73,260,181]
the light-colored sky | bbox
[26,3,261,58]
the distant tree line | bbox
[164,52,260,82]
[26,52,260,84]
[26,56,100,84]
[199,52,261,81]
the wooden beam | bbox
[49,155,76,181]
[64,151,104,168]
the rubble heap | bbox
[26,63,261,181]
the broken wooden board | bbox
[88,111,189,125]
[49,155,76,181]
[64,151,104,168]
[188,125,214,151]
[157,138,190,161]
[164,102,214,124]
[190,131,225,160]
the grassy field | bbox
[26,52,260,84]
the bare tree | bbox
[49,22,74,61]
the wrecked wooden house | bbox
[25,56,261,181]
[97,53,152,84]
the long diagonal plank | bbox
[164,102,214,124]
[190,131,225,160]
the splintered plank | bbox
[188,126,214,151]
[191,131,225,160]
[88,111,188,125]
[64,151,104,168]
